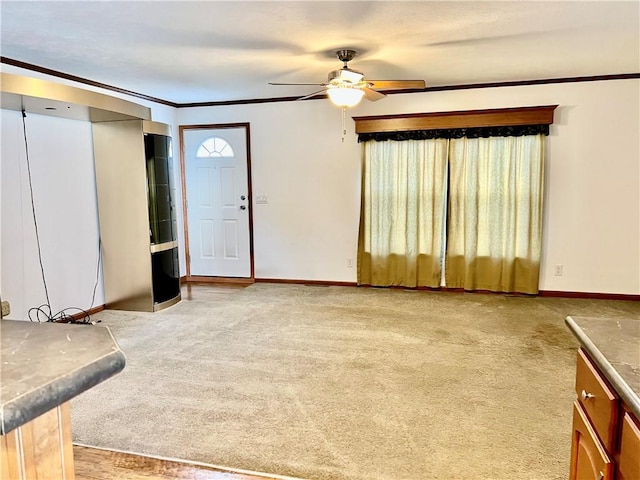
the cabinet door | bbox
[618,413,640,480]
[575,349,619,452]
[570,402,613,480]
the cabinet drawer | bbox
[619,413,640,480]
[570,402,613,480]
[575,349,619,452]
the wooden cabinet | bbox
[93,120,180,312]
[570,401,613,480]
[569,348,640,480]
[619,413,640,480]
[1,321,125,480]
[575,349,619,452]
[0,403,75,480]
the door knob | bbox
[240,205,246,210]
[580,390,594,401]
[240,195,246,201]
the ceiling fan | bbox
[269,49,426,108]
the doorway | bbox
[180,124,254,281]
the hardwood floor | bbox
[181,282,249,301]
[74,445,284,480]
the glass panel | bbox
[196,136,235,158]
[145,134,159,243]
[151,247,180,304]
[156,185,171,221]
[146,133,177,244]
[158,220,173,243]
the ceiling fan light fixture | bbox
[268,48,424,112]
[327,86,365,107]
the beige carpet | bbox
[71,283,639,479]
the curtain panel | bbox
[358,139,448,288]
[358,134,545,294]
[445,135,545,294]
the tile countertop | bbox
[565,316,640,419]
[0,319,126,435]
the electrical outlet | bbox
[554,264,563,276]
[347,258,353,268]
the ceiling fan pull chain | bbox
[341,106,347,142]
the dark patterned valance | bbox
[357,124,549,143]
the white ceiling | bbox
[1,1,638,105]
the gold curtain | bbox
[445,135,545,294]
[358,139,448,287]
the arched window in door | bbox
[196,136,235,158]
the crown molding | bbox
[2,57,638,109]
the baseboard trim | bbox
[70,305,105,321]
[186,275,255,285]
[256,279,639,300]
[537,290,639,301]
[155,276,640,301]
[255,278,358,287]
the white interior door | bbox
[183,127,251,278]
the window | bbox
[196,136,235,158]
[355,106,556,294]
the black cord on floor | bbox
[89,237,102,310]
[28,304,96,324]
[21,110,100,325]
[22,109,51,307]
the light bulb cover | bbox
[327,87,365,107]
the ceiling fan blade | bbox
[297,88,328,101]
[363,87,386,102]
[269,82,326,86]
[367,80,426,90]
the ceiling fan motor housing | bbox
[336,49,357,63]
[328,67,365,85]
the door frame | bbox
[179,122,255,283]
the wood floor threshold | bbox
[73,444,305,480]
[186,275,255,285]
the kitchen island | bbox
[1,319,125,479]
[565,316,640,480]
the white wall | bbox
[2,65,638,300]
[178,79,640,295]
[1,109,103,319]
[177,101,362,282]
